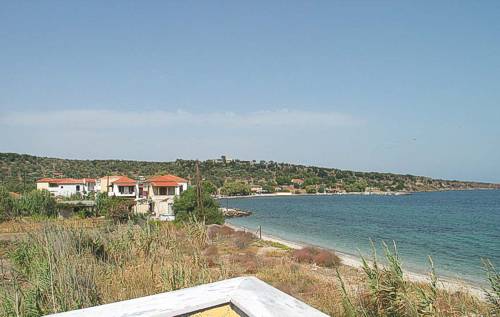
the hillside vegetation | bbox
[1,152,498,193]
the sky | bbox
[1,1,499,182]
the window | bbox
[158,187,175,195]
[159,187,167,195]
[76,185,80,191]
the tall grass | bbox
[483,259,500,314]
[335,241,495,317]
[1,221,496,317]
[0,220,226,316]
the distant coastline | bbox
[217,187,499,199]
[2,152,499,195]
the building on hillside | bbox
[36,178,96,197]
[209,158,224,164]
[38,174,188,220]
[221,155,233,163]
[144,175,188,218]
[96,176,119,193]
[291,178,304,186]
[97,176,137,197]
[251,185,263,194]
[109,176,137,197]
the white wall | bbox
[109,184,136,197]
[37,182,95,197]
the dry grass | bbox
[207,224,235,240]
[0,217,107,234]
[232,231,255,249]
[0,219,495,317]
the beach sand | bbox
[225,223,486,300]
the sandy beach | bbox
[225,222,487,300]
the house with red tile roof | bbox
[38,173,188,219]
[36,178,96,197]
[97,176,137,197]
[291,178,305,185]
[144,175,189,218]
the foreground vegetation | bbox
[0,219,498,316]
[2,152,498,194]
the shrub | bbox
[106,198,134,223]
[314,250,341,268]
[207,225,235,240]
[220,181,251,196]
[173,187,223,225]
[0,186,15,221]
[292,247,340,268]
[95,192,111,216]
[292,247,319,263]
[15,189,57,217]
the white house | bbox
[36,178,96,197]
[101,176,137,197]
[144,175,188,218]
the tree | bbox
[305,185,317,194]
[220,181,251,196]
[345,179,368,192]
[173,187,223,225]
[95,192,133,221]
[16,190,57,217]
[262,184,275,193]
[0,186,15,221]
[201,181,217,195]
[276,176,291,186]
[304,177,320,187]
[106,198,134,223]
[318,185,326,193]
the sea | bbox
[224,190,500,286]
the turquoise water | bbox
[224,190,500,285]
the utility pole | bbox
[195,161,204,222]
[23,171,26,193]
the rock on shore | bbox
[220,207,252,218]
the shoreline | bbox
[225,222,487,300]
[217,188,499,200]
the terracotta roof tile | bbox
[150,181,179,187]
[148,175,187,183]
[111,176,136,186]
[37,178,95,185]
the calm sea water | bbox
[224,190,500,285]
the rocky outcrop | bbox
[220,208,252,218]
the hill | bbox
[0,152,498,193]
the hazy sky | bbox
[1,1,499,182]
